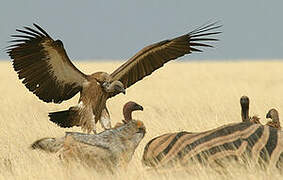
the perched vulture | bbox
[31,101,146,172]
[114,101,144,128]
[7,22,221,133]
[266,108,281,130]
[240,96,261,124]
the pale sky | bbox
[1,0,282,61]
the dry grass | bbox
[0,60,283,179]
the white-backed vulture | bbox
[7,22,221,133]
[240,95,261,124]
[114,101,144,128]
[31,101,145,172]
[266,108,281,130]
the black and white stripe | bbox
[142,122,283,169]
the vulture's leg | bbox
[100,107,111,130]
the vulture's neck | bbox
[123,107,132,122]
[241,105,249,122]
[272,115,280,123]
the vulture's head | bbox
[266,108,279,121]
[240,95,249,109]
[124,101,144,112]
[123,101,143,123]
[92,72,125,95]
[114,101,143,128]
[103,80,125,94]
[240,95,250,123]
[93,72,111,83]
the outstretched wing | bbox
[109,22,221,96]
[7,24,88,103]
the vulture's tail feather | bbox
[31,137,64,153]
[48,109,77,128]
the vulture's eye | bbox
[102,82,109,88]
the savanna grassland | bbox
[0,60,282,179]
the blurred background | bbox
[0,0,282,61]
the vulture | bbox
[7,22,221,133]
[266,108,281,129]
[240,96,261,124]
[122,101,143,123]
[114,101,144,128]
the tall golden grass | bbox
[0,60,282,179]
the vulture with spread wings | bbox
[7,22,221,133]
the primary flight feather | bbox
[7,22,221,133]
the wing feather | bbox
[7,24,87,103]
[110,22,221,95]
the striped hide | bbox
[142,122,283,170]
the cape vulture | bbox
[266,108,281,129]
[240,95,261,124]
[7,22,221,133]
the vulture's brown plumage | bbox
[114,101,144,128]
[266,108,281,129]
[240,96,261,124]
[7,22,221,133]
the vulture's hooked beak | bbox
[105,80,125,94]
[266,112,271,119]
[135,104,143,111]
[121,88,126,95]
[115,85,125,95]
[115,81,125,94]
